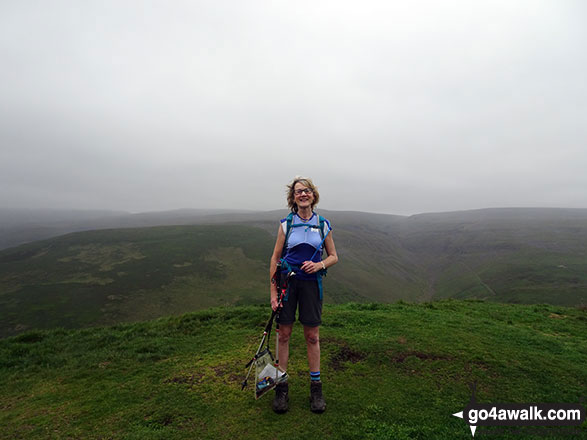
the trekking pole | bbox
[274,269,286,378]
[241,264,291,391]
[241,305,278,390]
[275,321,280,380]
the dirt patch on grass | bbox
[164,373,204,386]
[213,365,229,375]
[332,345,366,369]
[323,337,367,371]
[212,362,242,384]
[143,412,174,428]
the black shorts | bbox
[277,278,322,327]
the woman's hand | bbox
[301,261,322,274]
[271,296,279,311]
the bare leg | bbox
[305,325,325,412]
[277,324,293,371]
[303,325,320,372]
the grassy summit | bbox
[1,301,585,439]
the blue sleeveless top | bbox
[281,213,331,280]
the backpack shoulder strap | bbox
[318,215,326,240]
[281,212,294,257]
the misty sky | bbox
[1,0,586,215]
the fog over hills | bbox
[6,206,585,250]
[0,208,255,250]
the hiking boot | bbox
[272,382,289,413]
[310,380,326,413]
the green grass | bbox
[1,301,585,439]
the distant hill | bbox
[0,225,275,337]
[0,208,254,250]
[1,208,587,336]
[1,301,585,439]
[393,208,587,305]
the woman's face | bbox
[293,182,314,210]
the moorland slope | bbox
[1,208,586,336]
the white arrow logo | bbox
[453,411,477,437]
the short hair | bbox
[286,176,320,212]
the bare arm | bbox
[323,232,338,268]
[270,225,286,310]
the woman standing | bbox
[269,176,338,414]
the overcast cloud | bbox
[1,0,586,215]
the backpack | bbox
[280,212,329,301]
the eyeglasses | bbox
[294,188,313,195]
